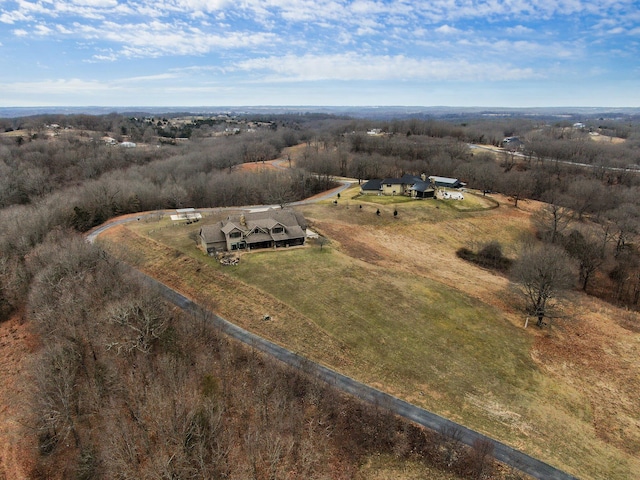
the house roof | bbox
[410,181,434,193]
[201,208,307,246]
[428,176,464,187]
[200,223,227,244]
[382,174,421,184]
[221,222,242,234]
[361,179,382,191]
[226,208,306,231]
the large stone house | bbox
[199,208,307,254]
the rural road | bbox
[87,172,578,480]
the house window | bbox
[386,184,392,187]
[272,226,284,234]
[229,231,241,239]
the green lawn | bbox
[117,202,638,479]
[227,246,538,424]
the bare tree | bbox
[500,170,532,208]
[511,243,576,327]
[563,228,604,291]
[531,202,573,244]
[32,342,82,453]
[105,295,168,355]
[606,203,640,255]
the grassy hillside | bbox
[100,191,640,480]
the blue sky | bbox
[0,0,638,107]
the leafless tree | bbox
[563,228,604,291]
[500,170,532,208]
[511,243,576,327]
[32,342,82,452]
[531,201,573,244]
[105,295,168,355]
[606,203,640,255]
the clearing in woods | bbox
[98,189,640,480]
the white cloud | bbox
[34,24,53,35]
[71,0,119,6]
[0,10,32,24]
[234,53,536,82]
[13,29,28,36]
[119,72,182,82]
[90,53,118,62]
[435,24,462,35]
[506,25,534,35]
[72,20,279,59]
[2,78,115,95]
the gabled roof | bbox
[222,208,306,230]
[221,222,242,234]
[200,223,227,244]
[202,208,307,248]
[410,181,434,193]
[361,179,382,191]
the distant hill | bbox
[1,105,640,120]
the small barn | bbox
[428,176,465,189]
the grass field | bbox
[100,192,640,480]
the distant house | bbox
[502,136,523,150]
[199,208,307,254]
[359,173,463,198]
[380,174,422,196]
[428,176,465,189]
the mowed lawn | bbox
[228,245,535,414]
[111,193,640,480]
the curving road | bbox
[87,175,578,480]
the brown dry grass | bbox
[98,193,640,479]
[589,133,626,144]
[0,314,39,480]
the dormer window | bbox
[229,231,242,239]
[272,226,284,234]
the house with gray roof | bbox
[199,208,307,254]
[360,179,383,195]
[380,174,422,196]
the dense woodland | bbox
[1,111,640,478]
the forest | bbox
[1,111,640,478]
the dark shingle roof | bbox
[361,179,382,191]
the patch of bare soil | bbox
[0,314,39,480]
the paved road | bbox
[88,182,578,480]
[140,272,577,480]
[470,143,640,174]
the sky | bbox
[0,0,639,108]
